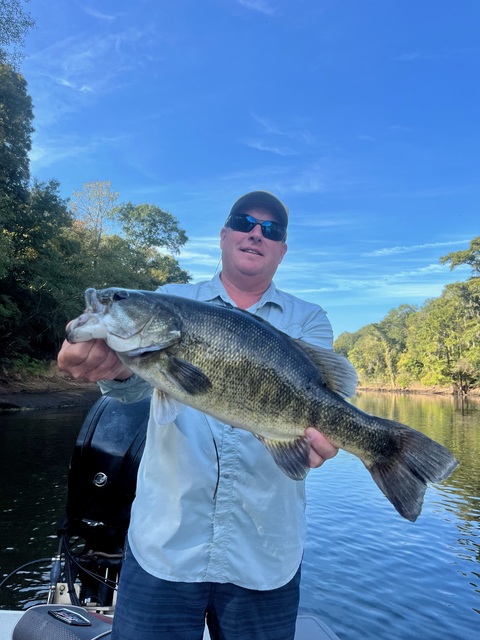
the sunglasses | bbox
[226,213,287,242]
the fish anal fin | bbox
[256,434,311,481]
[166,355,212,395]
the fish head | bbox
[67,288,182,354]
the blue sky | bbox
[20,0,479,338]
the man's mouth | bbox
[241,248,263,256]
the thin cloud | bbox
[82,6,117,21]
[364,240,470,257]
[243,140,296,156]
[236,0,278,17]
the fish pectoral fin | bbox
[166,355,212,395]
[256,435,311,481]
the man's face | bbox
[220,206,288,283]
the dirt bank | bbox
[0,371,101,411]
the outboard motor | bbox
[53,395,150,612]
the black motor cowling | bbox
[65,395,150,551]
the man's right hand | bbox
[57,338,132,383]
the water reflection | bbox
[301,392,480,640]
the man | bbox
[58,191,338,640]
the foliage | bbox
[0,63,33,199]
[0,0,35,69]
[440,237,480,278]
[335,276,480,394]
[0,71,190,362]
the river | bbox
[0,393,479,639]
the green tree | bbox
[69,180,119,265]
[335,305,416,388]
[0,180,81,358]
[68,181,190,294]
[115,202,188,254]
[0,62,33,200]
[440,237,480,278]
[0,0,35,69]
[333,331,359,358]
[402,282,480,392]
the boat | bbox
[0,396,340,640]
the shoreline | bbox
[0,377,101,411]
[1,378,478,412]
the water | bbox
[0,394,479,639]
[301,393,480,640]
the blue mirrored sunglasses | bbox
[226,214,286,242]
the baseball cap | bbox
[228,191,289,228]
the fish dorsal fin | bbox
[166,354,212,395]
[255,434,311,480]
[293,341,358,399]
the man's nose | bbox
[248,223,264,239]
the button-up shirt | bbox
[99,274,333,590]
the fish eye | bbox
[112,290,129,302]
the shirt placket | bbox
[204,425,239,581]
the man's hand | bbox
[305,428,338,468]
[57,337,132,383]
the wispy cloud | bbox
[243,139,296,156]
[236,0,278,17]
[82,6,117,21]
[364,240,469,257]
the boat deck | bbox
[0,610,340,639]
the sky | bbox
[18,0,480,338]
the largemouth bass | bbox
[67,288,458,522]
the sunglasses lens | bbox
[230,215,255,233]
[228,215,285,241]
[261,222,285,242]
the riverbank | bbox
[0,369,101,411]
[1,370,478,411]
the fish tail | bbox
[367,419,458,522]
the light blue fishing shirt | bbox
[98,274,333,590]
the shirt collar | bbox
[198,273,285,312]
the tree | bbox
[69,180,119,263]
[440,237,480,278]
[115,202,188,254]
[0,0,35,69]
[0,62,33,201]
[335,305,416,388]
[68,181,190,294]
[0,180,81,358]
[401,282,480,392]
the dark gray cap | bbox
[228,191,289,228]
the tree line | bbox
[334,239,480,395]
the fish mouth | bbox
[69,288,153,343]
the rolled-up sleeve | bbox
[97,374,152,403]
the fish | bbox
[67,287,459,522]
